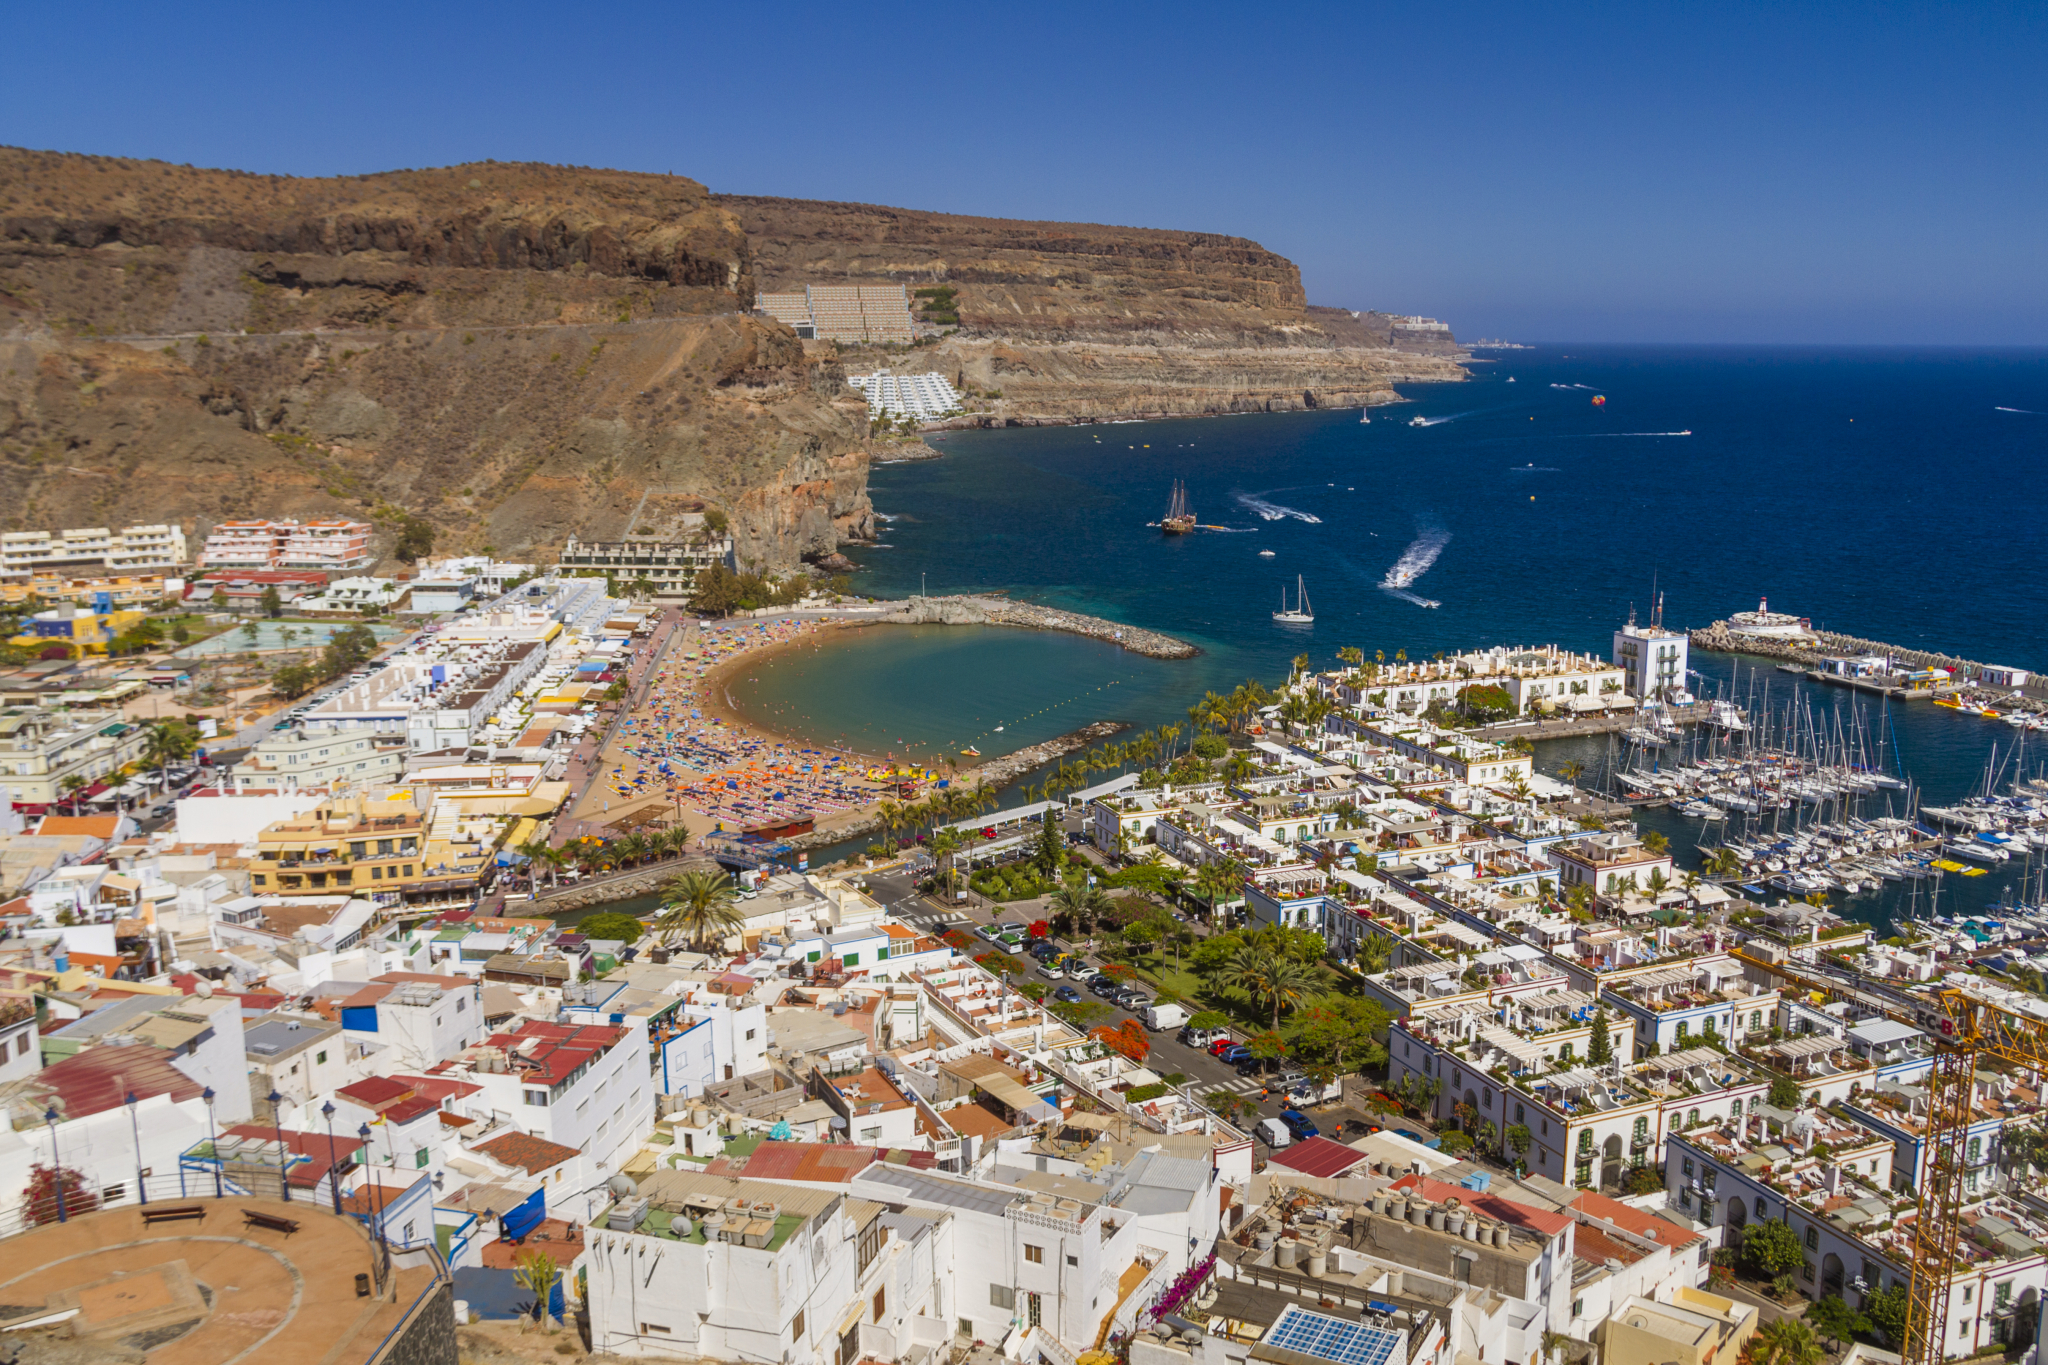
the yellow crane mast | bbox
[1730,948,2048,1365]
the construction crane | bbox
[1731,947,2048,1365]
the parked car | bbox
[1053,986,1083,1004]
[1217,1045,1252,1065]
[1233,1055,1267,1077]
[1037,962,1066,980]
[1208,1037,1241,1057]
[1113,988,1149,1009]
[1087,976,1121,997]
[1178,1025,1227,1050]
[1393,1128,1443,1150]
[994,923,1025,937]
[1280,1109,1320,1140]
[1026,941,1061,961]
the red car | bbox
[1208,1037,1238,1056]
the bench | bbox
[242,1209,301,1237]
[141,1205,208,1226]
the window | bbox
[1997,1283,2013,1309]
[790,1311,805,1341]
[873,1288,886,1322]
[990,1285,1015,1311]
[1755,1197,1766,1218]
[859,1127,881,1143]
[1515,1104,1525,1124]
[1067,1255,1078,1267]
[523,1088,549,1107]
[18,1035,31,1058]
[745,1029,756,1041]
[455,997,465,1013]
[1680,1189,1693,1209]
[1682,1157,1694,1177]
[643,1323,671,1335]
[1962,1288,1973,1304]
[1968,1137,1983,1164]
[1803,1263,1815,1282]
[1025,1245,1044,1264]
[1806,1226,1819,1250]
[1482,1091,1491,1109]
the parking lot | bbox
[848,859,1418,1145]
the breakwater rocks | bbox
[875,594,1199,659]
[1691,622,2005,677]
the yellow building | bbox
[8,607,148,656]
[1602,1288,1758,1365]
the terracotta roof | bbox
[33,816,124,840]
[18,1043,202,1119]
[1573,1222,1645,1267]
[1391,1172,1574,1237]
[706,1141,934,1182]
[1270,1136,1372,1179]
[1570,1189,1703,1246]
[336,1076,413,1110]
[475,1131,582,1174]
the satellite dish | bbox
[606,1174,638,1197]
[829,1116,848,1131]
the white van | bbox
[1253,1116,1292,1148]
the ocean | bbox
[730,346,2048,929]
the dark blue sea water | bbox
[734,346,2048,926]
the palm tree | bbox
[611,832,650,868]
[928,825,967,895]
[1355,931,1394,976]
[1048,877,1113,939]
[653,869,743,951]
[1214,944,1320,1031]
[1745,1318,1823,1365]
[1192,860,1243,923]
[1336,646,1363,672]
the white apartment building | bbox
[229,723,408,793]
[0,708,151,806]
[0,524,188,574]
[848,371,964,421]
[1614,617,1690,701]
[198,518,374,571]
[585,1170,895,1361]
[432,1018,655,1177]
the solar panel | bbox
[1264,1306,1404,1365]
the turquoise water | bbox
[173,621,401,657]
[732,346,2048,923]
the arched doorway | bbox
[1726,1199,1748,1233]
[1602,1134,1624,1189]
[1822,1253,1845,1298]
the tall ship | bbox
[1160,480,1196,535]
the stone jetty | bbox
[874,594,1198,659]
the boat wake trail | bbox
[1380,526,1450,607]
[1551,383,1603,391]
[1234,492,1323,524]
[1582,430,1693,437]
[1996,406,2041,415]
[1413,415,1461,426]
[1509,465,1561,472]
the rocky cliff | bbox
[0,150,873,569]
[0,152,1463,570]
[722,195,1467,422]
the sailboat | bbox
[1273,575,1314,624]
[1160,480,1195,535]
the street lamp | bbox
[358,1123,388,1252]
[321,1101,342,1215]
[202,1087,220,1198]
[43,1105,64,1223]
[267,1089,291,1203]
[126,1091,146,1207]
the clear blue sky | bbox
[6,1,2044,343]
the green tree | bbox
[259,585,283,618]
[1639,828,1670,855]
[689,563,745,616]
[1804,1296,1869,1351]
[1863,1284,1909,1348]
[1033,809,1063,875]
[1740,1218,1805,1278]
[1745,1318,1823,1365]
[1293,995,1391,1073]
[170,620,190,644]
[574,912,645,944]
[1767,1075,1802,1109]
[1186,1010,1231,1032]
[395,516,435,564]
[1587,1008,1614,1065]
[1505,1123,1533,1169]
[512,1249,558,1325]
[653,869,743,951]
[1048,877,1113,939]
[272,662,319,698]
[320,624,379,678]
[1436,1131,1473,1157]
[1215,943,1320,1031]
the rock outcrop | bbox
[723,195,1468,422]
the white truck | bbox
[1142,1001,1188,1032]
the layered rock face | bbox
[723,195,1466,421]
[0,151,871,569]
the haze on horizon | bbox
[5,0,2042,346]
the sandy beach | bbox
[569,615,902,842]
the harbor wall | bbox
[872,594,1200,659]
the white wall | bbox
[173,792,325,844]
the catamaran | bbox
[1273,575,1314,624]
